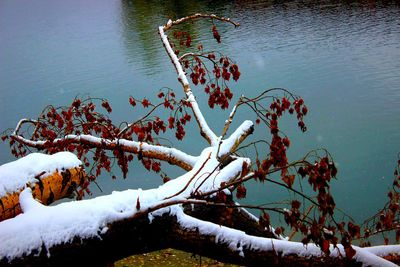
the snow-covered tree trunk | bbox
[0,152,85,221]
[0,211,363,267]
[1,151,399,267]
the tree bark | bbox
[182,197,277,239]
[0,167,85,221]
[1,208,387,267]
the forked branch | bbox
[159,14,240,145]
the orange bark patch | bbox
[0,167,86,221]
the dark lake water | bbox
[1,0,400,224]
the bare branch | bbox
[12,118,38,136]
[220,98,242,139]
[162,13,240,31]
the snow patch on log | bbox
[0,187,136,260]
[174,206,325,257]
[0,152,81,198]
[173,208,397,267]
[361,244,400,257]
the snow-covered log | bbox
[1,187,399,267]
[1,149,399,266]
[0,152,85,221]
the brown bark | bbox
[169,218,361,267]
[182,197,276,239]
[0,210,367,267]
[0,167,86,221]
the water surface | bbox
[1,0,399,223]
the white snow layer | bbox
[174,207,397,267]
[0,152,82,198]
[218,120,253,157]
[0,147,244,260]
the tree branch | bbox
[158,14,240,145]
[10,133,197,171]
[162,13,240,31]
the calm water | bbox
[1,0,400,223]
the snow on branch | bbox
[158,14,239,145]
[159,25,217,145]
[1,148,395,266]
[217,120,254,158]
[3,178,396,267]
[10,129,197,171]
[162,13,240,31]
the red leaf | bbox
[136,197,140,210]
[274,227,284,236]
[291,200,301,209]
[282,137,290,147]
[259,212,270,228]
[163,176,171,183]
[282,175,295,188]
[240,161,249,179]
[216,191,227,202]
[185,35,191,47]
[321,240,330,254]
[236,184,247,199]
[384,237,389,245]
[142,98,150,108]
[168,117,175,129]
[302,105,308,115]
[344,245,356,259]
[212,25,221,43]
[129,96,136,107]
[101,101,112,113]
[151,162,161,173]
[72,99,81,108]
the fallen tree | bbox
[1,152,399,267]
[1,14,400,266]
